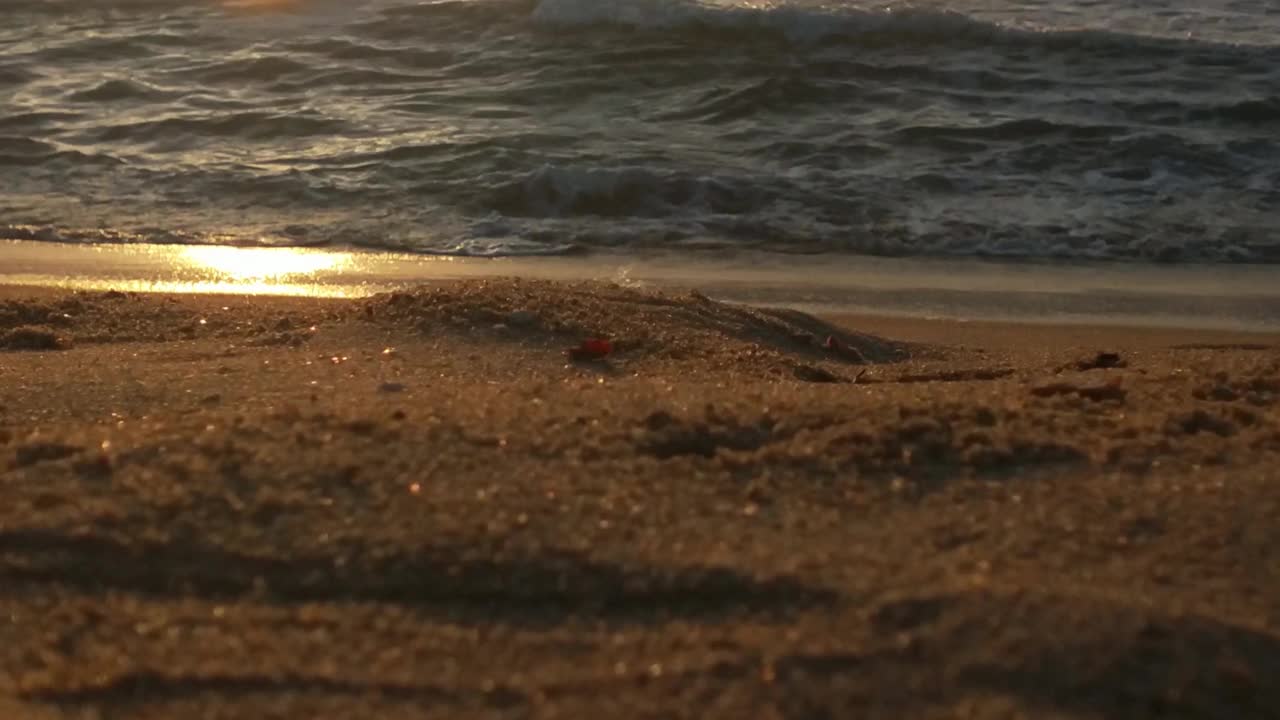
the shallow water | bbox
[7,239,1280,331]
[2,0,1278,261]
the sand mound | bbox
[0,292,197,347]
[362,278,910,378]
[0,326,68,351]
[0,291,321,349]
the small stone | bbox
[379,382,406,393]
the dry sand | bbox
[1,278,1279,719]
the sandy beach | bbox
[2,278,1279,719]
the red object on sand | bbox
[823,335,841,351]
[568,338,613,361]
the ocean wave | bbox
[360,235,581,257]
[0,137,123,167]
[10,0,1280,60]
[487,164,764,218]
[1189,97,1280,126]
[313,0,1280,62]
[0,111,84,132]
[6,213,1275,264]
[893,119,1123,146]
[531,0,997,44]
[0,137,56,159]
[67,78,177,103]
[3,0,1278,265]
[0,0,201,12]
[0,64,37,87]
[273,67,433,93]
[170,55,314,84]
[0,222,583,258]
[28,36,159,62]
[0,224,330,249]
[282,37,455,68]
[86,113,350,144]
[526,0,1280,57]
[656,75,836,123]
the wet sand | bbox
[2,279,1279,719]
[7,238,1280,331]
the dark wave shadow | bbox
[0,529,835,627]
[766,589,1280,720]
[959,609,1280,719]
[20,671,519,706]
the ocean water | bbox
[1,0,1278,262]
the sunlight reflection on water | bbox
[3,244,386,298]
[180,246,352,281]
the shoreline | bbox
[5,238,1280,331]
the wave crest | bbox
[528,0,1277,55]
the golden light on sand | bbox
[180,246,350,282]
[0,240,396,298]
[220,0,302,12]
[6,276,365,298]
[125,245,364,296]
